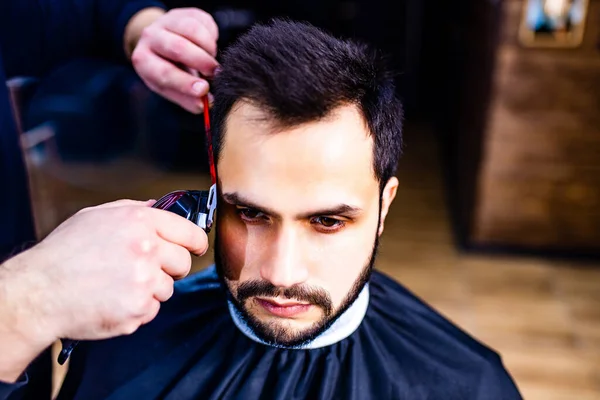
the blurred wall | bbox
[433,0,600,256]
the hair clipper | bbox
[57,184,217,365]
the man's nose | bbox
[260,225,308,288]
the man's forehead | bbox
[218,103,379,213]
[219,102,374,174]
[217,102,379,211]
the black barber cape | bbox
[45,266,522,400]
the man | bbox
[0,2,217,399]
[20,19,524,399]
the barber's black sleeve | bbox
[0,0,166,79]
[0,374,28,400]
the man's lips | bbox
[255,298,312,318]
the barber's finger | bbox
[95,199,154,209]
[158,240,192,280]
[149,30,218,78]
[140,298,162,325]
[165,16,218,58]
[159,88,206,114]
[173,8,219,42]
[149,207,209,256]
[135,50,210,98]
[153,272,175,302]
[78,199,155,214]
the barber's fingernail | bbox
[192,81,207,95]
[214,66,222,76]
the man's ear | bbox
[378,177,399,236]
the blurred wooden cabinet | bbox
[437,0,600,256]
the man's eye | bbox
[237,208,265,221]
[312,216,345,231]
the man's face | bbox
[214,101,397,346]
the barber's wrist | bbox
[0,251,59,381]
[124,7,166,59]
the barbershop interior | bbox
[5,0,599,398]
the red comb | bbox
[202,95,216,185]
[189,68,217,185]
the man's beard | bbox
[214,226,380,348]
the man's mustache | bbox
[237,280,333,316]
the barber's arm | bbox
[0,200,208,393]
[0,0,219,114]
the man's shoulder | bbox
[173,264,222,294]
[364,270,522,399]
[146,264,228,328]
[56,266,230,400]
[368,269,491,354]
[162,264,226,307]
[367,269,500,361]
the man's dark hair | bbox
[211,18,403,191]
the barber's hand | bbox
[5,199,208,345]
[127,7,220,114]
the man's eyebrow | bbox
[222,192,279,217]
[221,192,363,218]
[299,204,363,219]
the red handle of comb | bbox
[189,68,217,185]
[202,94,216,185]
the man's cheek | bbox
[311,239,368,302]
[218,216,249,281]
[309,248,360,296]
[325,263,360,306]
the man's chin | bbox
[250,321,327,347]
[242,309,330,347]
[260,314,321,329]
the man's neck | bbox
[227,284,370,349]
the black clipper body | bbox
[152,184,217,232]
